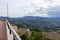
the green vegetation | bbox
[20,29,45,40]
[31,30,45,40]
[7,16,60,40]
[21,33,30,40]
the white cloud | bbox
[0,0,60,17]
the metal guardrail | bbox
[6,19,22,40]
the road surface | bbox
[0,20,7,40]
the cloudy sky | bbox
[0,0,60,17]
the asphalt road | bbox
[0,20,7,40]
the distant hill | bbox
[0,16,60,31]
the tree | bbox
[21,33,30,40]
[31,30,45,40]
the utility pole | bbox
[7,3,8,18]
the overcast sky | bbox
[0,0,60,17]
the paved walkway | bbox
[0,20,7,40]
